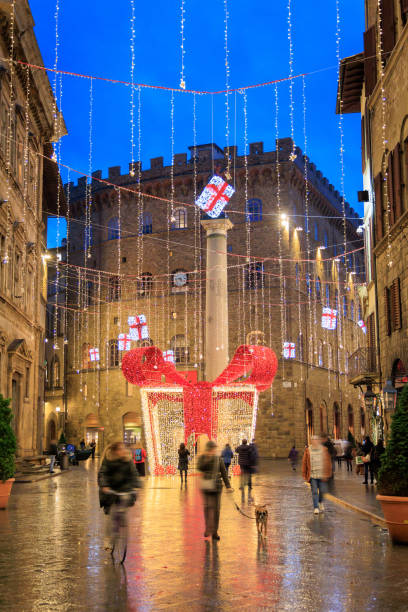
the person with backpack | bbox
[133,446,147,476]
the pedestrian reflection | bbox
[201,539,220,600]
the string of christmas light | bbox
[287,0,297,161]
[242,89,251,339]
[51,0,60,163]
[136,86,143,279]
[129,0,136,175]
[3,0,16,265]
[22,64,31,223]
[64,170,71,345]
[179,0,186,89]
[224,0,231,178]
[376,0,392,267]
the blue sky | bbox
[29,0,365,247]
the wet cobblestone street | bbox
[1,460,408,611]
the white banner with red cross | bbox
[89,347,100,362]
[357,320,367,334]
[195,175,235,218]
[118,334,132,351]
[128,315,149,341]
[163,350,175,364]
[322,307,338,330]
[283,342,296,359]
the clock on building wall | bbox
[173,271,188,287]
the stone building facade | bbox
[338,0,408,432]
[0,1,65,455]
[60,138,365,458]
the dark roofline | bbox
[336,52,364,115]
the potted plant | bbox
[0,394,17,509]
[377,383,408,543]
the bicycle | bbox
[105,489,135,564]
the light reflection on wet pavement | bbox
[1,460,408,611]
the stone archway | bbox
[46,415,57,448]
[305,399,314,445]
[333,403,341,439]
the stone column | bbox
[201,218,233,381]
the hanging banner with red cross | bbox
[357,320,367,334]
[195,175,235,218]
[128,315,149,341]
[89,347,100,362]
[322,307,338,330]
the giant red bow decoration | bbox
[122,345,278,442]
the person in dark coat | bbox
[197,441,233,540]
[344,442,354,472]
[98,441,141,550]
[49,439,58,473]
[361,435,374,484]
[288,445,299,470]
[235,439,253,492]
[90,440,96,460]
[178,442,190,486]
[371,439,385,483]
[80,439,86,450]
[221,443,234,474]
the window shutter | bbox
[392,143,402,220]
[381,0,396,59]
[404,137,408,211]
[367,313,375,348]
[387,154,395,227]
[374,173,383,242]
[384,286,392,336]
[364,26,377,97]
[391,277,402,331]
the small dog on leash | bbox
[255,505,268,538]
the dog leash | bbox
[226,493,256,519]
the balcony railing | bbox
[348,347,378,384]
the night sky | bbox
[28,0,365,247]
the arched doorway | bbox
[347,404,354,436]
[333,403,341,439]
[85,413,102,450]
[306,399,314,444]
[123,412,142,446]
[392,359,408,393]
[46,416,57,448]
[319,401,328,434]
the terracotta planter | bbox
[0,478,14,509]
[377,494,408,544]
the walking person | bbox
[134,447,147,476]
[48,439,58,473]
[221,443,233,475]
[302,435,332,515]
[288,445,299,471]
[371,439,385,484]
[98,441,141,551]
[361,435,374,484]
[323,434,337,475]
[90,440,96,460]
[235,439,252,494]
[178,442,190,486]
[197,441,233,541]
[80,439,86,450]
[344,442,354,472]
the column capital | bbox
[201,217,233,236]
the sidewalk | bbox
[328,461,384,518]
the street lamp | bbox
[383,379,397,412]
[364,386,376,412]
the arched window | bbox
[108,217,120,240]
[314,222,319,241]
[52,356,60,388]
[108,339,119,367]
[142,212,152,235]
[333,403,340,439]
[318,340,324,367]
[315,277,321,302]
[245,262,264,290]
[326,284,330,306]
[306,399,314,444]
[350,300,355,321]
[171,207,187,230]
[324,231,328,248]
[137,272,153,294]
[246,198,262,222]
[343,295,348,318]
[108,276,121,301]
[320,401,327,434]
[246,330,266,346]
[347,404,354,435]
[170,334,190,363]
